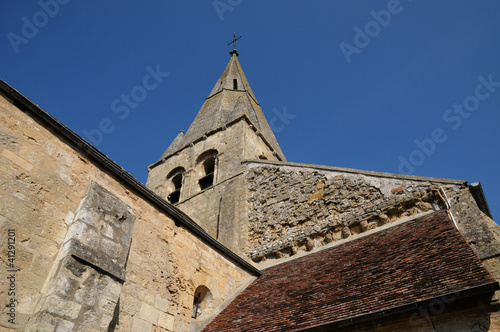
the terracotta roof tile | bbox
[202,210,495,331]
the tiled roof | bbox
[202,210,496,331]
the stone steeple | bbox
[159,50,286,161]
[147,50,286,253]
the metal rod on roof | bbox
[439,186,458,229]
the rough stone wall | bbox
[147,119,279,253]
[241,121,278,162]
[147,119,278,202]
[24,181,135,331]
[175,175,248,254]
[244,161,500,329]
[0,93,254,331]
[447,186,500,305]
[147,122,247,201]
[244,162,463,262]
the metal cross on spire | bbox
[227,32,242,50]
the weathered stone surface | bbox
[132,317,152,331]
[0,94,254,332]
[46,296,82,319]
[140,302,160,325]
[55,320,74,332]
[244,163,449,261]
[4,54,499,332]
[24,182,136,330]
[147,115,283,254]
[23,183,133,330]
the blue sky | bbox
[1,1,499,221]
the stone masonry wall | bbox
[148,119,279,254]
[244,162,463,263]
[24,181,136,331]
[448,186,500,309]
[176,175,249,254]
[244,162,500,329]
[0,93,254,331]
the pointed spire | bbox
[160,51,286,161]
[206,51,257,102]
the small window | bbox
[167,167,184,204]
[233,79,238,90]
[196,150,218,191]
[191,286,212,319]
[199,157,215,190]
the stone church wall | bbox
[0,93,254,331]
[148,119,280,254]
[448,186,500,303]
[175,175,249,255]
[244,161,500,329]
[244,161,467,263]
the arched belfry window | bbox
[191,286,213,319]
[166,167,185,204]
[197,150,218,190]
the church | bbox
[0,46,499,331]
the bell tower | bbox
[146,48,285,253]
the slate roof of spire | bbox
[160,51,286,160]
[202,210,498,331]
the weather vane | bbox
[227,32,242,50]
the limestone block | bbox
[74,207,94,226]
[155,295,168,311]
[46,296,82,320]
[97,296,118,313]
[30,254,52,278]
[99,237,122,260]
[342,227,351,238]
[56,166,74,186]
[173,315,189,331]
[0,127,20,151]
[19,145,43,166]
[1,148,33,171]
[1,244,33,270]
[100,313,115,330]
[25,316,59,332]
[53,275,75,297]
[41,219,68,244]
[165,302,178,316]
[64,211,75,226]
[80,309,100,330]
[140,302,160,324]
[120,291,141,316]
[42,141,56,156]
[75,283,99,307]
[65,222,89,247]
[360,220,369,232]
[132,317,152,332]
[54,149,74,167]
[101,223,114,239]
[379,213,389,225]
[306,238,315,251]
[22,126,46,144]
[55,320,74,332]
